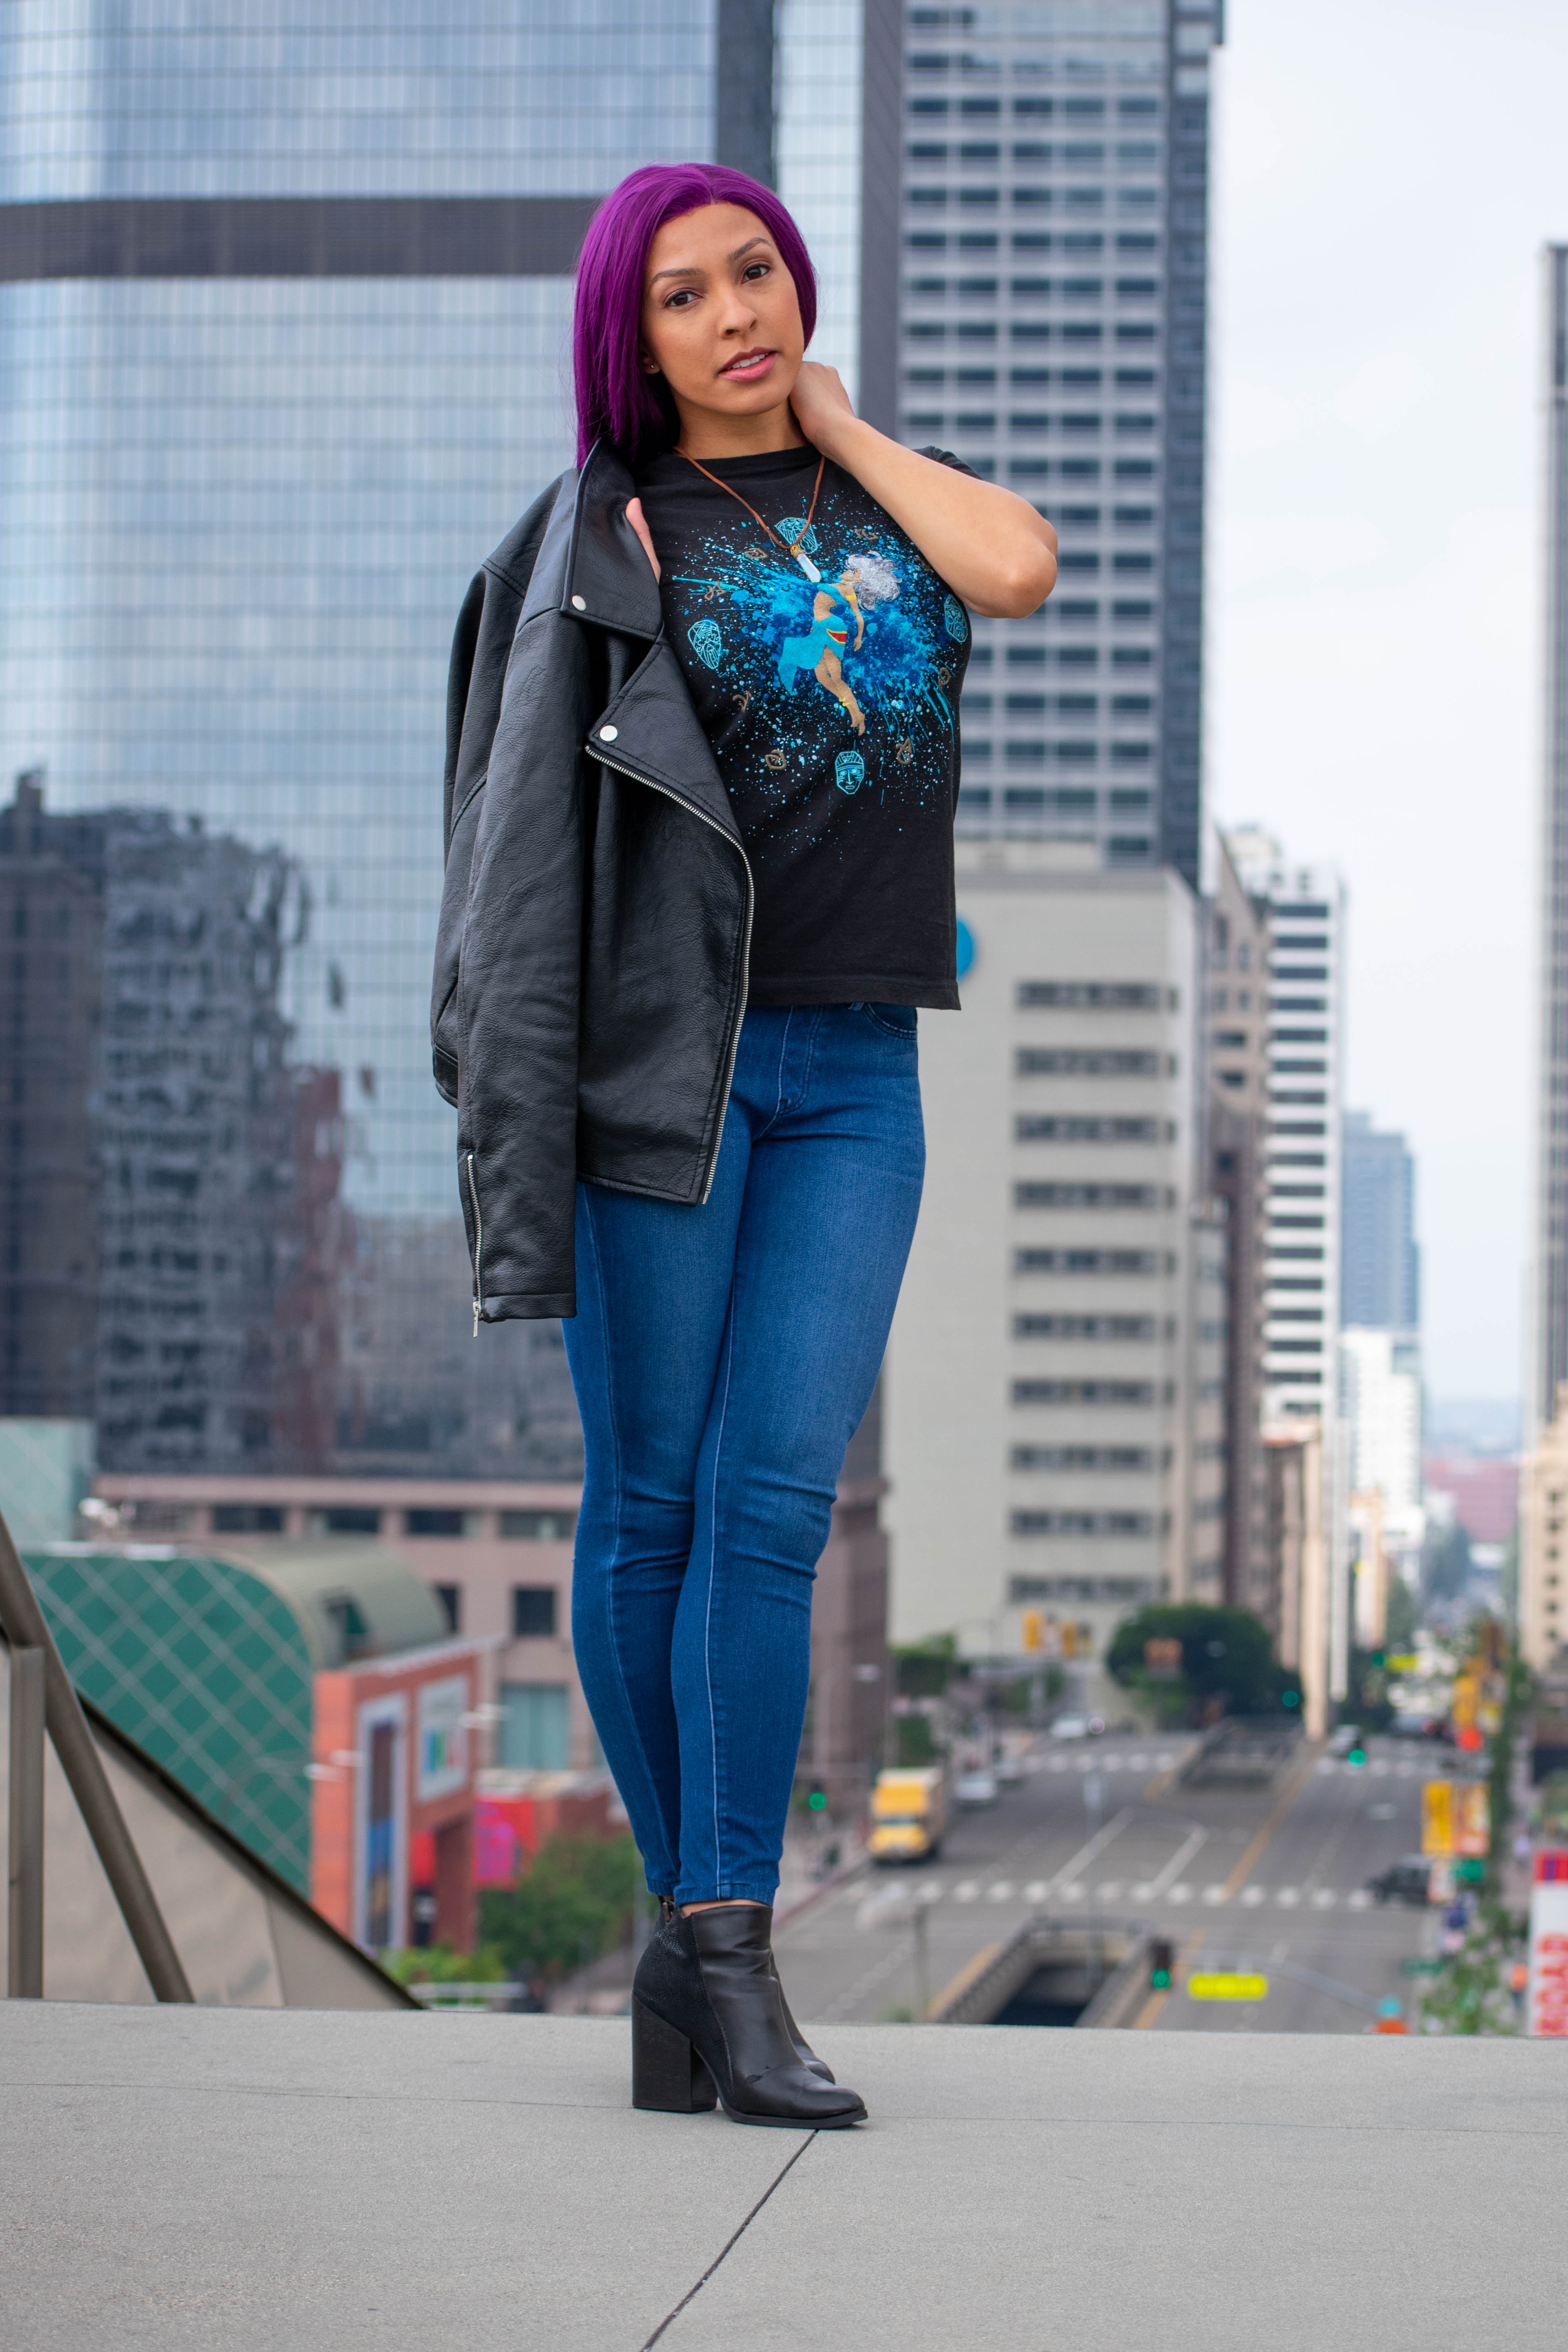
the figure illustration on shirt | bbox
[774,552,901,736]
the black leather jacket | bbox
[432,443,752,1325]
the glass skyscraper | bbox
[0,1,874,1479]
[884,0,1220,886]
[1340,1111,1419,1337]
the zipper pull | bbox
[473,1298,480,1339]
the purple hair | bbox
[572,165,818,466]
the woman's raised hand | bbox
[789,362,857,455]
[625,496,661,583]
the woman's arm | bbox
[790,363,1058,620]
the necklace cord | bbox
[673,449,826,560]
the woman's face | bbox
[639,202,805,436]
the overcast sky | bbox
[1207,0,1568,1405]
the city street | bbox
[778,1733,1439,2034]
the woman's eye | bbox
[742,263,770,282]
[665,289,696,309]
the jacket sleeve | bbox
[452,595,592,1324]
[431,478,564,1106]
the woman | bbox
[433,163,1055,2128]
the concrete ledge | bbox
[2,2004,1565,2350]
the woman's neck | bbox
[671,397,808,461]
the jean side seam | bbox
[579,1186,673,1887]
[699,1292,741,1895]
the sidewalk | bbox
[3,2001,1564,2349]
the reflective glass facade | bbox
[0,3,882,1479]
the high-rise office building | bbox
[1228,827,1349,1711]
[883,844,1206,1677]
[1341,1112,1420,1333]
[1339,1113,1421,1600]
[886,0,1223,884]
[1204,833,1270,1626]
[0,1,881,1478]
[1531,243,1568,1443]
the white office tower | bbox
[1226,828,1349,1723]
[883,842,1206,1685]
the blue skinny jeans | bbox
[562,1003,925,1906]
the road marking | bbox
[1130,1883,1155,1901]
[1311,1888,1337,1908]
[1097,1880,1126,1898]
[1201,1884,1228,1904]
[916,1881,944,1904]
[1317,1758,1337,1773]
[1024,1880,1049,1902]
[1276,1888,1300,1907]
[1220,1745,1320,1902]
[1369,1759,1389,1775]
[1167,1884,1193,1903]
[1145,1824,1208,1899]
[952,1881,979,1902]
[926,1941,1002,2024]
[1045,1805,1136,1899]
[1048,1757,1069,1773]
[987,1881,1016,1901]
[1347,1889,1371,1910]
[1060,1881,1085,1901]
[1240,1886,1267,1907]
[1128,1754,1150,1770]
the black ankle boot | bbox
[773,1966,835,2082]
[632,1905,865,2128]
[655,1896,831,2080]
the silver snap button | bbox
[571,593,587,610]
[599,724,618,742]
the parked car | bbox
[1051,1715,1089,1740]
[995,1753,1025,1785]
[1367,1856,1431,1907]
[954,1769,999,1806]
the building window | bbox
[511,1585,559,1639]
[431,1583,461,1634]
[500,1509,577,1542]
[212,1503,285,1533]
[314,1506,380,1536]
[499,1682,570,1770]
[405,1508,465,1537]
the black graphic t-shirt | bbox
[632,444,973,1009]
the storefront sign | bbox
[416,1674,470,1802]
[1527,1850,1568,2038]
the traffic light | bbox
[1022,1609,1043,1652]
[807,1783,827,1812]
[1149,1937,1174,1991]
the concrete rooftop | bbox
[2,2004,1565,2350]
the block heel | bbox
[631,1995,717,2113]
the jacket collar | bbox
[561,440,665,640]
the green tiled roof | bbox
[26,1549,314,1891]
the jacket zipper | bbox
[587,743,753,1203]
[465,1151,484,1334]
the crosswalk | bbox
[876,1875,1376,1912]
[1025,1751,1424,1779]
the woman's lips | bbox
[719,348,776,380]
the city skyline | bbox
[1208,0,1568,1405]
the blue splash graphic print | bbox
[663,478,969,870]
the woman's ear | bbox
[638,348,661,377]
